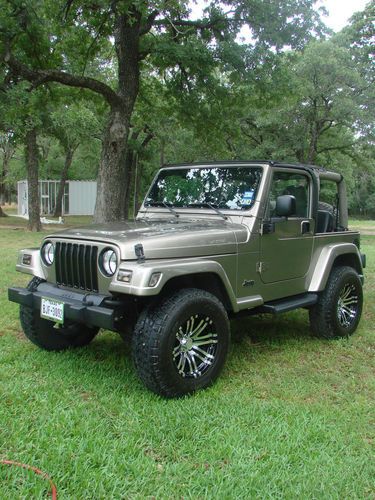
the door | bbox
[260,169,314,283]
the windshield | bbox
[145,166,263,211]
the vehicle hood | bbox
[48,217,248,260]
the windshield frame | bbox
[141,163,265,215]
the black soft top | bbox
[163,160,326,173]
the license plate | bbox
[41,297,64,324]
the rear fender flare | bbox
[308,243,363,292]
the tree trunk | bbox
[0,141,14,205]
[0,205,7,217]
[160,138,165,167]
[0,163,7,205]
[25,128,41,231]
[307,127,318,163]
[54,147,75,217]
[94,109,130,222]
[124,129,154,219]
[93,12,141,223]
[123,149,136,220]
[134,158,143,215]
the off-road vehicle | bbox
[9,161,366,397]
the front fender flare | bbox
[109,258,238,311]
[16,248,46,280]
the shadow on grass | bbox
[29,310,317,391]
[230,309,315,345]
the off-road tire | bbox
[132,288,230,398]
[20,277,99,351]
[309,266,363,339]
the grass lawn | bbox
[0,229,374,498]
[349,220,375,228]
[0,213,93,229]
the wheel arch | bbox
[308,243,363,292]
[332,253,362,274]
[159,272,234,312]
[111,258,239,312]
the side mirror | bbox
[275,195,296,217]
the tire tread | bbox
[132,288,229,398]
[309,266,362,339]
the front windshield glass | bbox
[145,166,263,211]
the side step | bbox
[256,293,318,314]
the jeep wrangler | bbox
[8,161,366,397]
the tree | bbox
[1,0,325,222]
[25,126,41,231]
[339,3,375,145]
[0,78,48,230]
[213,38,366,165]
[0,131,15,205]
[49,99,101,216]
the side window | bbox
[317,180,339,232]
[266,171,310,218]
[319,180,337,207]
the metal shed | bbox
[18,180,97,216]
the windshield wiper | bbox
[187,202,228,220]
[145,201,180,218]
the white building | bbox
[18,180,97,216]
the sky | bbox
[189,0,370,33]
[317,0,369,31]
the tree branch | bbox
[141,127,154,149]
[317,143,356,154]
[154,17,225,31]
[240,119,263,145]
[319,120,335,135]
[140,10,159,36]
[3,50,123,108]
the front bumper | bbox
[8,282,115,330]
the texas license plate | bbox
[41,297,64,324]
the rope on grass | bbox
[0,460,57,499]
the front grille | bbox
[55,242,99,292]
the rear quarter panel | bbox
[307,231,363,291]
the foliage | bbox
[0,1,373,217]
[0,0,328,221]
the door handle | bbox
[301,220,311,234]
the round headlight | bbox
[100,248,118,277]
[41,242,55,266]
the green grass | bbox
[0,229,374,498]
[349,220,375,231]
[0,213,93,229]
[1,211,373,232]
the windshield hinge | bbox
[134,243,145,263]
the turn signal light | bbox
[149,273,162,288]
[117,270,133,283]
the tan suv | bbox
[9,161,366,397]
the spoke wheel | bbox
[173,315,218,379]
[309,266,363,339]
[337,283,359,328]
[132,288,230,398]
